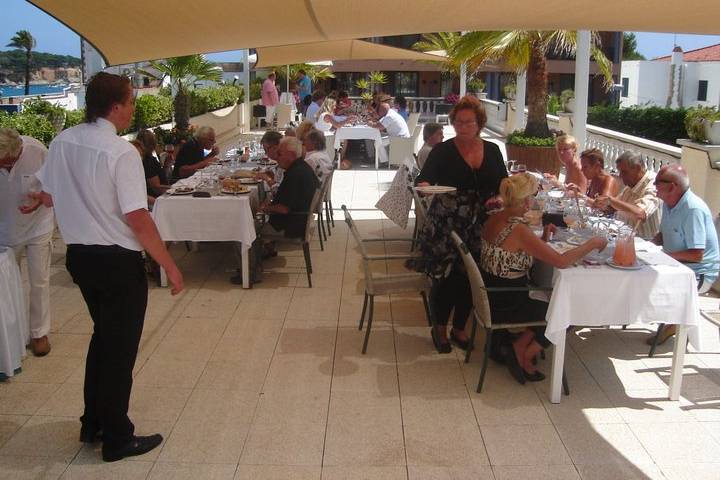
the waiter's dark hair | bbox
[85,72,133,123]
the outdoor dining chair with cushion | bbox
[260,188,324,288]
[342,205,432,354]
[449,231,568,394]
[388,125,422,169]
[409,187,429,251]
[323,169,335,232]
[406,112,421,135]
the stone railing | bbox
[547,113,681,172]
[348,96,445,119]
[494,105,681,173]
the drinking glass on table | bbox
[507,160,516,174]
[516,163,527,173]
[562,201,580,231]
[613,226,637,266]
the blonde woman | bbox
[545,134,587,193]
[480,173,606,384]
[314,98,354,132]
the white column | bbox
[286,64,290,95]
[242,49,250,132]
[573,30,591,150]
[459,31,467,97]
[512,71,527,133]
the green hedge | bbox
[133,94,173,130]
[587,105,687,146]
[64,109,85,129]
[0,111,56,146]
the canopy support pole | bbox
[512,71,527,133]
[573,30,591,149]
[242,49,250,132]
[459,31,467,97]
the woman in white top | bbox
[302,129,333,180]
[315,98,353,132]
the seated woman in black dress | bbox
[480,173,607,383]
[136,129,170,198]
[413,95,507,353]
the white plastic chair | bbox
[389,125,422,168]
[276,103,293,128]
[406,112,420,133]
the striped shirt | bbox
[615,170,661,240]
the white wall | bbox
[619,61,670,107]
[621,59,720,108]
[682,62,720,107]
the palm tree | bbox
[273,63,335,90]
[142,55,222,130]
[428,31,613,138]
[7,30,36,96]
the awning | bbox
[28,0,720,66]
[254,39,445,68]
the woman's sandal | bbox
[449,329,470,351]
[430,327,452,354]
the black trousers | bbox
[430,269,472,331]
[66,244,148,449]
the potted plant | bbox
[503,82,516,101]
[685,106,720,144]
[560,89,575,113]
[505,130,562,176]
[467,77,486,98]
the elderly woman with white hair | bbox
[172,126,219,179]
[0,127,54,356]
[480,173,607,384]
[302,129,333,180]
[594,151,661,239]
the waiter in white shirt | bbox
[0,128,53,356]
[32,72,183,462]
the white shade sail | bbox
[28,0,720,66]
[254,39,445,68]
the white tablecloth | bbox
[152,194,256,245]
[539,239,701,403]
[0,247,29,378]
[544,245,701,347]
[334,126,388,168]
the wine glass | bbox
[507,160,516,174]
[516,163,527,173]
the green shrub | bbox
[506,130,556,147]
[22,98,65,118]
[547,94,561,116]
[0,112,56,146]
[133,94,172,130]
[189,85,242,117]
[587,105,687,146]
[64,109,85,129]
[684,106,720,143]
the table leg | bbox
[668,324,688,400]
[549,329,566,404]
[160,266,167,287]
[241,242,250,289]
[375,140,379,170]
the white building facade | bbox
[620,44,720,109]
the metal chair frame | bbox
[342,205,431,353]
[449,231,569,394]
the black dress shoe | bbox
[79,425,101,443]
[449,329,470,351]
[102,434,163,462]
[523,370,546,382]
[501,344,526,385]
[430,327,452,354]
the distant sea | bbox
[0,85,67,97]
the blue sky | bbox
[2,0,719,61]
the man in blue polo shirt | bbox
[650,163,718,344]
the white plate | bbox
[220,188,250,195]
[257,159,277,166]
[547,189,564,198]
[171,188,194,195]
[415,185,457,195]
[565,235,587,246]
[606,258,642,270]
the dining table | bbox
[0,246,29,379]
[532,227,702,404]
[333,125,388,169]
[151,160,270,289]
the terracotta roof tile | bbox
[654,43,720,62]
